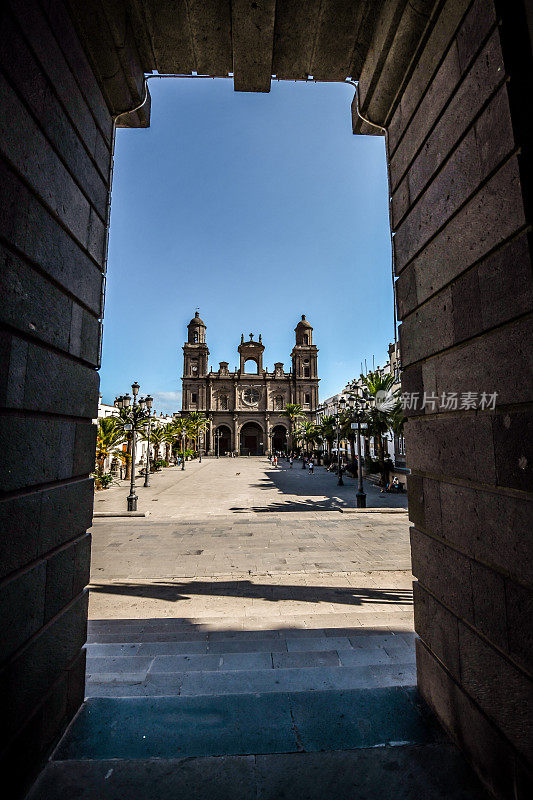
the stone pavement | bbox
[93,456,408,517]
[26,458,490,799]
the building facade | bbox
[181,312,319,455]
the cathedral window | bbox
[275,396,283,410]
[303,334,309,345]
[191,393,197,404]
[220,395,228,410]
[304,393,311,405]
[243,387,260,405]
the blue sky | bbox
[101,78,393,413]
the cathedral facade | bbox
[181,312,319,455]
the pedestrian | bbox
[289,456,293,468]
[308,459,314,474]
[273,455,278,467]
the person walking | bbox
[308,458,314,474]
[289,456,293,468]
[273,455,278,468]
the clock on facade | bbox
[242,387,260,405]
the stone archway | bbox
[272,424,288,453]
[239,422,264,456]
[215,424,232,456]
[2,3,531,797]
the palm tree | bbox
[95,417,124,475]
[185,411,208,453]
[147,425,165,467]
[282,403,304,452]
[300,420,318,456]
[171,416,188,457]
[361,370,402,485]
[162,422,176,463]
[317,415,336,460]
[339,409,357,466]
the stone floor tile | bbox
[272,650,340,669]
[208,639,287,654]
[286,636,353,652]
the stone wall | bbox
[358,1,533,796]
[0,1,136,794]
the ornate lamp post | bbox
[199,433,203,463]
[181,430,186,470]
[215,429,222,458]
[337,396,346,486]
[348,391,367,508]
[126,382,139,511]
[140,395,154,487]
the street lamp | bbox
[348,391,367,508]
[142,395,154,487]
[337,396,346,486]
[215,429,222,458]
[199,433,203,463]
[182,430,186,470]
[126,381,140,511]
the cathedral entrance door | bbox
[215,425,232,455]
[244,435,256,452]
[272,425,288,453]
[240,422,263,456]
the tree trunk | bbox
[125,438,132,480]
[349,436,356,465]
[376,435,388,486]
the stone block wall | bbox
[0,1,114,794]
[357,1,533,797]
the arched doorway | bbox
[215,425,232,456]
[239,422,264,456]
[272,424,287,453]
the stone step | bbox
[86,627,415,649]
[26,745,492,800]
[86,643,414,675]
[87,619,415,643]
[55,688,441,760]
[86,662,417,697]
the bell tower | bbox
[292,315,317,377]
[291,315,319,409]
[182,311,209,410]
[238,332,264,374]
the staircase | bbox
[84,618,417,697]
[26,618,491,799]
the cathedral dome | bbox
[188,311,206,327]
[295,314,312,329]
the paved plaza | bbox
[88,456,414,697]
[93,456,408,518]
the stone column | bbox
[233,415,239,455]
[265,414,271,455]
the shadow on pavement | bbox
[89,580,413,607]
